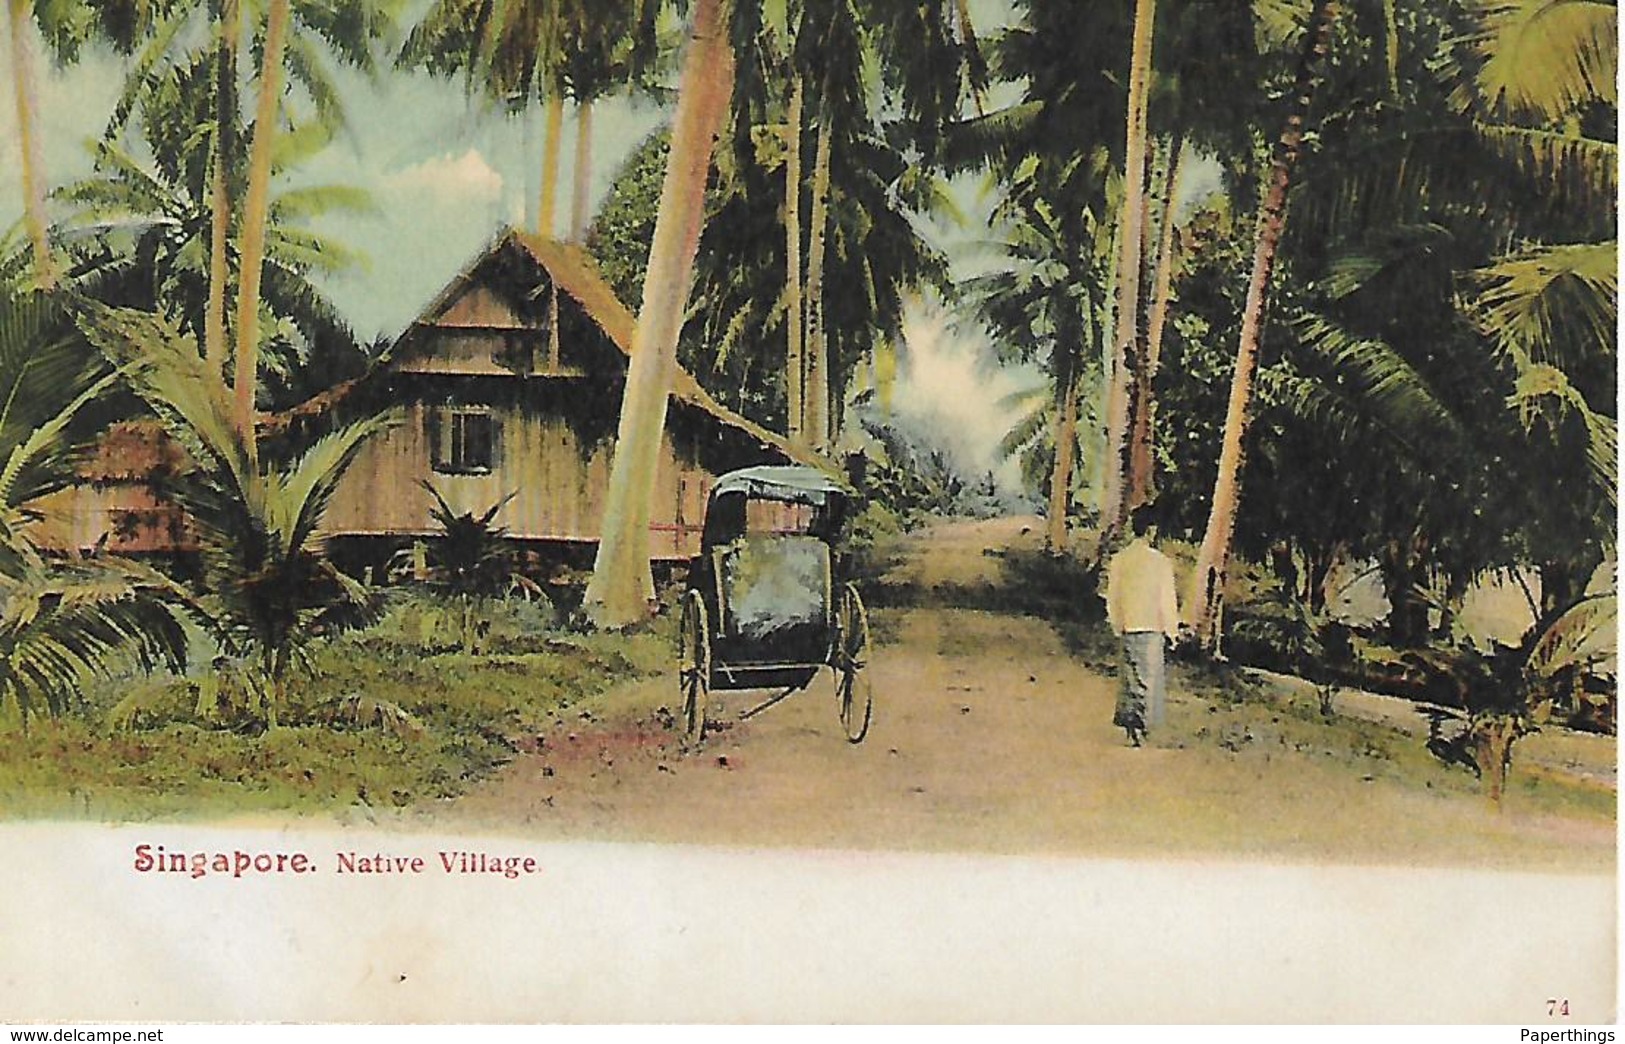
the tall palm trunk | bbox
[584,0,734,629]
[1126,134,1184,510]
[538,93,564,237]
[1046,346,1078,552]
[1188,0,1340,653]
[1099,0,1156,538]
[803,101,833,451]
[232,0,292,454]
[6,0,55,288]
[205,0,240,375]
[569,97,594,242]
[784,76,805,442]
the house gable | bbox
[391,236,626,379]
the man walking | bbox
[1103,506,1180,746]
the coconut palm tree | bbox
[1185,0,1340,652]
[966,142,1120,553]
[1242,0,1615,648]
[740,0,978,448]
[83,304,390,727]
[554,0,661,240]
[583,0,734,629]
[4,0,182,288]
[5,0,56,287]
[1098,0,1157,537]
[1453,0,1617,541]
[56,49,370,406]
[0,281,187,725]
[231,0,400,453]
[399,0,603,235]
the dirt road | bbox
[429,519,1615,872]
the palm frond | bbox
[1465,0,1618,120]
[0,369,122,514]
[1506,357,1618,503]
[265,411,397,558]
[79,304,251,491]
[0,561,188,719]
[1472,240,1617,369]
[1526,589,1616,678]
[1292,314,1474,455]
[1473,123,1617,212]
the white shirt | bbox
[1104,538,1180,636]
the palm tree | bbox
[57,49,369,404]
[421,481,516,654]
[1099,0,1157,538]
[231,0,399,454]
[555,0,661,240]
[5,0,55,286]
[733,0,978,449]
[1454,0,1617,550]
[967,162,1116,552]
[942,2,1141,547]
[1186,0,1339,652]
[582,0,734,629]
[1125,134,1185,510]
[84,304,390,727]
[783,73,805,440]
[4,0,179,288]
[1259,0,1616,647]
[401,0,577,235]
[0,283,187,725]
[82,0,363,381]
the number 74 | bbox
[1548,998,1571,1017]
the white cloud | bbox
[384,149,505,203]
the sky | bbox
[0,0,1045,490]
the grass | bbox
[1159,665,1616,820]
[0,591,671,821]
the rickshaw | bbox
[676,465,873,745]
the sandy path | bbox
[431,602,1614,871]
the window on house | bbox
[431,407,497,475]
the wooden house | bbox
[35,230,822,577]
[277,229,822,576]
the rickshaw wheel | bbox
[833,583,872,743]
[678,592,710,746]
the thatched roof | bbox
[469,228,829,473]
[76,419,188,482]
[259,227,831,474]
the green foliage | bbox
[399,0,661,108]
[1149,0,1615,668]
[1224,580,1328,676]
[360,588,560,657]
[417,483,536,653]
[0,284,187,724]
[3,605,667,818]
[848,416,972,524]
[589,55,953,429]
[82,304,392,725]
[57,47,373,409]
[420,483,516,595]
